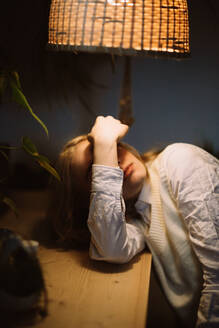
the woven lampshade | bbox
[48,0,190,57]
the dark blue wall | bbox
[0,0,218,166]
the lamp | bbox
[48,0,190,123]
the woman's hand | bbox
[88,116,129,167]
[88,116,129,145]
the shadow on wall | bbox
[0,0,122,163]
[0,0,219,171]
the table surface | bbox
[0,190,152,328]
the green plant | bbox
[0,69,60,214]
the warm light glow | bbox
[107,0,134,6]
[48,0,190,56]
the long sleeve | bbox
[163,143,219,328]
[87,165,146,263]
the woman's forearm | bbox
[93,139,118,167]
[88,165,146,263]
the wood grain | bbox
[38,248,152,328]
[0,190,152,328]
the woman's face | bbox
[71,140,147,201]
[117,145,147,201]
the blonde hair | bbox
[50,135,161,247]
[49,135,90,247]
[141,148,163,163]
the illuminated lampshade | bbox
[48,0,190,57]
[48,0,190,125]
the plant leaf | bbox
[21,136,39,156]
[35,154,50,164]
[21,137,61,181]
[10,80,49,137]
[11,71,22,90]
[37,159,61,182]
[0,150,9,161]
[0,145,19,150]
[2,196,18,216]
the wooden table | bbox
[0,190,152,328]
[37,248,151,328]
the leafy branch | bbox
[21,137,60,182]
[0,69,61,215]
[0,70,48,136]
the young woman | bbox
[52,116,219,328]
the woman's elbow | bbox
[89,245,132,264]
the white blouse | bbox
[87,143,219,327]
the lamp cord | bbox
[118,56,135,127]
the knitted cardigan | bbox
[145,156,203,327]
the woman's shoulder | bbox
[161,142,205,156]
[160,142,218,163]
[156,142,219,180]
